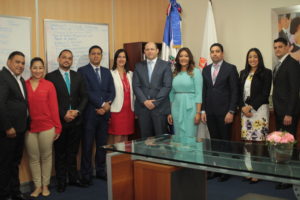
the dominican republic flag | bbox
[161,0,182,65]
[199,0,218,69]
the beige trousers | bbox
[25,127,55,187]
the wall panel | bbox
[114,0,168,51]
[39,0,113,64]
[0,0,37,58]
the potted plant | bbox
[266,131,296,164]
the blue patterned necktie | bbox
[64,72,71,94]
[95,68,101,84]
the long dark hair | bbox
[112,49,130,73]
[174,47,195,76]
[244,48,266,76]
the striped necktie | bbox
[212,64,220,85]
[95,68,101,84]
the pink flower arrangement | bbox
[266,131,295,144]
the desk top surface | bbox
[103,134,300,184]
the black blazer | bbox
[272,55,300,116]
[239,68,272,110]
[0,67,28,133]
[45,69,88,126]
[202,61,239,115]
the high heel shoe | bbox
[249,178,260,184]
[30,187,42,197]
[42,186,51,196]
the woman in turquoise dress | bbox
[167,47,203,144]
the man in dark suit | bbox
[272,38,300,190]
[78,45,115,185]
[45,49,88,192]
[0,51,29,200]
[273,38,300,136]
[132,42,172,138]
[201,43,239,182]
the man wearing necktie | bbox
[133,42,172,138]
[45,49,88,192]
[272,37,300,189]
[77,45,115,185]
[0,51,29,200]
[201,43,239,182]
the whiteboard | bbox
[44,19,109,72]
[0,15,32,79]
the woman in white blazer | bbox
[108,49,135,143]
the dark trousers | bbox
[275,114,298,137]
[54,123,82,184]
[137,109,168,138]
[80,115,108,180]
[206,114,232,152]
[0,131,25,198]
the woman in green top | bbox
[168,47,203,144]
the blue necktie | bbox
[95,68,101,84]
[148,61,153,81]
[64,72,71,94]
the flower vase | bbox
[268,143,293,164]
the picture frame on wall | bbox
[271,5,300,66]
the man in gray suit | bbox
[133,42,172,138]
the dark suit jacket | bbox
[202,61,239,115]
[239,68,272,110]
[45,69,88,126]
[272,55,300,116]
[0,67,28,133]
[132,58,172,115]
[77,64,115,119]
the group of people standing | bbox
[133,39,300,187]
[0,38,299,199]
[0,45,133,200]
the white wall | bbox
[179,0,299,71]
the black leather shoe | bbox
[69,179,88,188]
[1,196,12,200]
[207,172,219,180]
[242,177,251,182]
[11,193,30,200]
[81,178,93,186]
[218,174,230,182]
[56,183,66,193]
[249,179,260,184]
[276,183,292,190]
[96,174,107,181]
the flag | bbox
[197,0,218,140]
[161,0,182,65]
[199,0,218,69]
